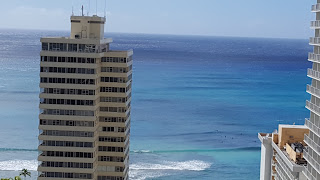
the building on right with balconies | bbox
[258,2,320,180]
[305,1,320,180]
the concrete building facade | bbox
[37,15,132,180]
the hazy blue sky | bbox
[0,0,315,38]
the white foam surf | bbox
[0,160,38,171]
[0,159,211,180]
[130,160,211,171]
[129,160,211,180]
[133,150,152,153]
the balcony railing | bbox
[311,21,320,29]
[275,163,291,180]
[312,4,320,12]
[308,53,320,62]
[305,134,320,156]
[312,21,320,28]
[303,147,320,174]
[306,100,320,116]
[307,85,320,98]
[305,118,320,137]
[310,37,320,45]
[303,166,318,180]
[308,68,320,80]
[275,154,298,180]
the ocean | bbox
[0,29,312,179]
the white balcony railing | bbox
[310,37,320,45]
[306,100,320,117]
[311,21,320,29]
[303,166,318,180]
[305,134,320,156]
[308,52,320,63]
[303,147,320,174]
[307,69,320,80]
[305,118,320,137]
[275,154,298,180]
[306,84,320,98]
[275,164,292,180]
[312,4,320,12]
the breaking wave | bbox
[0,147,255,179]
[0,160,38,171]
[131,160,211,171]
[129,160,211,180]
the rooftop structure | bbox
[258,125,309,180]
[37,15,132,180]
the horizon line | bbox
[0,27,309,41]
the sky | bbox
[0,0,315,39]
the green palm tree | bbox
[19,169,31,180]
[14,177,22,180]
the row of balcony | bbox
[306,84,320,99]
[305,118,320,138]
[38,174,94,180]
[302,146,320,175]
[275,154,298,180]
[306,100,320,116]
[312,4,320,12]
[308,53,320,63]
[304,134,320,159]
[275,163,291,180]
[307,69,320,81]
[309,37,320,46]
[311,21,320,29]
[38,163,98,174]
[303,166,318,180]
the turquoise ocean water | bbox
[0,30,312,179]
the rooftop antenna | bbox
[82,5,84,16]
[104,0,106,18]
[72,0,74,16]
[272,129,278,134]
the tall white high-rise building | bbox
[304,1,320,179]
[37,14,132,180]
[259,2,320,180]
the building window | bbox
[49,43,67,51]
[42,43,48,51]
[101,57,128,63]
[42,130,94,137]
[42,109,94,116]
[40,77,95,85]
[68,44,78,52]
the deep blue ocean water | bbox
[0,29,312,179]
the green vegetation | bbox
[1,169,30,180]
[1,176,22,180]
[19,169,31,180]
